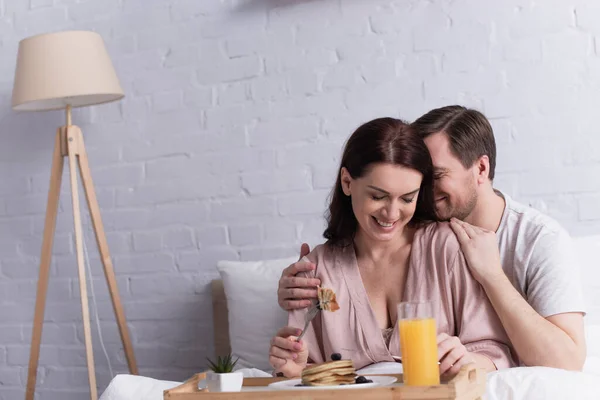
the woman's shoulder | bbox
[305,243,328,261]
[306,242,345,264]
[411,222,463,276]
[303,242,348,281]
[415,221,461,258]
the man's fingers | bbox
[453,217,492,236]
[459,220,478,238]
[278,287,317,310]
[299,243,311,260]
[281,262,317,280]
[280,264,298,279]
[449,218,471,243]
[280,264,293,279]
[282,299,313,311]
[276,326,302,338]
[279,288,318,300]
[281,275,321,290]
[452,217,480,236]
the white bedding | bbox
[99,360,600,400]
[485,366,598,399]
[99,375,180,400]
[100,319,600,399]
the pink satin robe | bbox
[288,222,517,370]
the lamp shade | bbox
[12,30,124,111]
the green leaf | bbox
[206,353,239,373]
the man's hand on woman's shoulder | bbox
[449,218,504,286]
[278,243,321,311]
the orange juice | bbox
[399,318,439,386]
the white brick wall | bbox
[1,0,600,398]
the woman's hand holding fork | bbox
[268,326,309,378]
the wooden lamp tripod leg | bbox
[26,109,137,400]
[65,126,98,400]
[25,130,65,400]
[75,126,138,375]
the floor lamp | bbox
[11,31,138,400]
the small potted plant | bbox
[205,354,243,392]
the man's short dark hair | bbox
[411,105,497,180]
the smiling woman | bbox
[339,164,425,244]
[267,117,519,379]
[323,117,436,247]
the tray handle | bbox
[164,372,207,398]
[449,363,478,384]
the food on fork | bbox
[317,286,340,312]
[296,286,339,344]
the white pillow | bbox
[217,257,297,371]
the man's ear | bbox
[475,155,490,184]
[340,167,352,196]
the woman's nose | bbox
[383,201,400,220]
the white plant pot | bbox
[206,371,244,392]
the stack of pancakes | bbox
[301,360,357,386]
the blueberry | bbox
[355,376,368,384]
[331,353,342,361]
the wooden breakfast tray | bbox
[164,364,485,400]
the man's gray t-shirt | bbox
[496,191,586,317]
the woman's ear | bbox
[340,167,352,196]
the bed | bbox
[101,236,600,400]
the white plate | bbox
[268,375,398,390]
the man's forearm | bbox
[481,273,584,370]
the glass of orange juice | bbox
[398,301,440,386]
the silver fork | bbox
[296,303,320,342]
